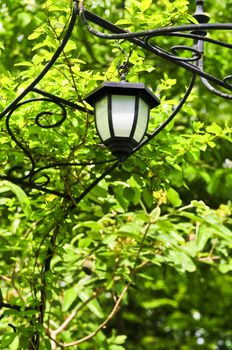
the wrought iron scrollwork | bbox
[224,75,232,88]
[0,0,231,200]
[5,97,68,180]
[170,45,202,62]
[144,40,202,62]
[34,101,67,129]
[1,93,117,199]
[79,1,232,96]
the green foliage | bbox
[0,0,231,349]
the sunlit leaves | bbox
[0,0,231,349]
[0,180,31,217]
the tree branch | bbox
[51,287,104,336]
[50,284,129,348]
[0,302,37,312]
[0,302,21,311]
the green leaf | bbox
[206,123,222,135]
[123,187,135,202]
[119,223,142,239]
[142,188,153,208]
[114,335,127,345]
[149,206,161,223]
[132,187,141,205]
[109,346,125,350]
[0,333,17,348]
[115,19,132,26]
[168,250,196,272]
[0,181,31,217]
[79,290,104,318]
[140,0,152,12]
[142,298,177,309]
[90,184,108,198]
[28,31,44,40]
[138,273,155,281]
[196,224,212,251]
[102,234,117,246]
[187,14,200,24]
[63,286,78,312]
[44,339,52,350]
[78,221,102,231]
[219,259,232,273]
[167,188,182,207]
[114,189,129,211]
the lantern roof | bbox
[85,81,160,109]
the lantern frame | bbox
[85,81,160,159]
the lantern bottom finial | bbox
[105,138,137,161]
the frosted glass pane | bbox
[95,97,111,141]
[133,98,149,143]
[111,95,135,137]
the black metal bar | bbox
[32,88,94,115]
[0,0,79,120]
[31,159,117,174]
[80,8,232,40]
[81,9,232,92]
[0,174,70,199]
[197,56,232,99]
[108,95,114,137]
[164,33,232,50]
[135,73,197,151]
[130,95,139,138]
[73,161,118,206]
[144,41,232,91]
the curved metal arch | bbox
[0,0,231,200]
[79,3,232,40]
[5,97,69,180]
[143,38,231,92]
[195,40,232,99]
[199,67,232,100]
[163,32,232,50]
[79,4,232,96]
[0,0,79,121]
[0,0,103,200]
[144,40,202,63]
[136,73,197,151]
[2,95,117,198]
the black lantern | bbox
[85,81,160,160]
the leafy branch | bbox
[50,284,129,348]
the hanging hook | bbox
[117,61,130,81]
[116,41,133,81]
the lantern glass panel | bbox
[111,95,136,137]
[95,96,110,141]
[133,98,149,143]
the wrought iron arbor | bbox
[0,0,231,201]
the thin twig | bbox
[51,288,104,336]
[50,284,129,347]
